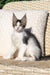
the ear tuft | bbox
[13,13,17,27]
[21,14,27,25]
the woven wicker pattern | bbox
[3,1,50,55]
[0,59,50,75]
[0,64,50,75]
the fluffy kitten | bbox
[3,13,42,61]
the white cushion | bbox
[0,10,13,56]
[0,9,48,56]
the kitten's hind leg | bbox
[26,56,36,61]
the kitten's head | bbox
[13,13,27,32]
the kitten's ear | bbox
[13,13,17,27]
[21,14,27,25]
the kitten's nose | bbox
[17,27,19,30]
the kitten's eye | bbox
[23,25,25,28]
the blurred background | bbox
[0,0,39,9]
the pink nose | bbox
[17,27,19,30]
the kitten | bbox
[3,13,42,61]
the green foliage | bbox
[0,0,37,9]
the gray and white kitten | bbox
[3,13,42,61]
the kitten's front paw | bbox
[15,57,27,61]
[15,57,20,60]
[3,55,11,59]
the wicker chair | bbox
[0,1,49,75]
[3,1,50,56]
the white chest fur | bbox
[11,30,23,48]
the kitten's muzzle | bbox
[17,27,19,30]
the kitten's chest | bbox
[12,31,23,45]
